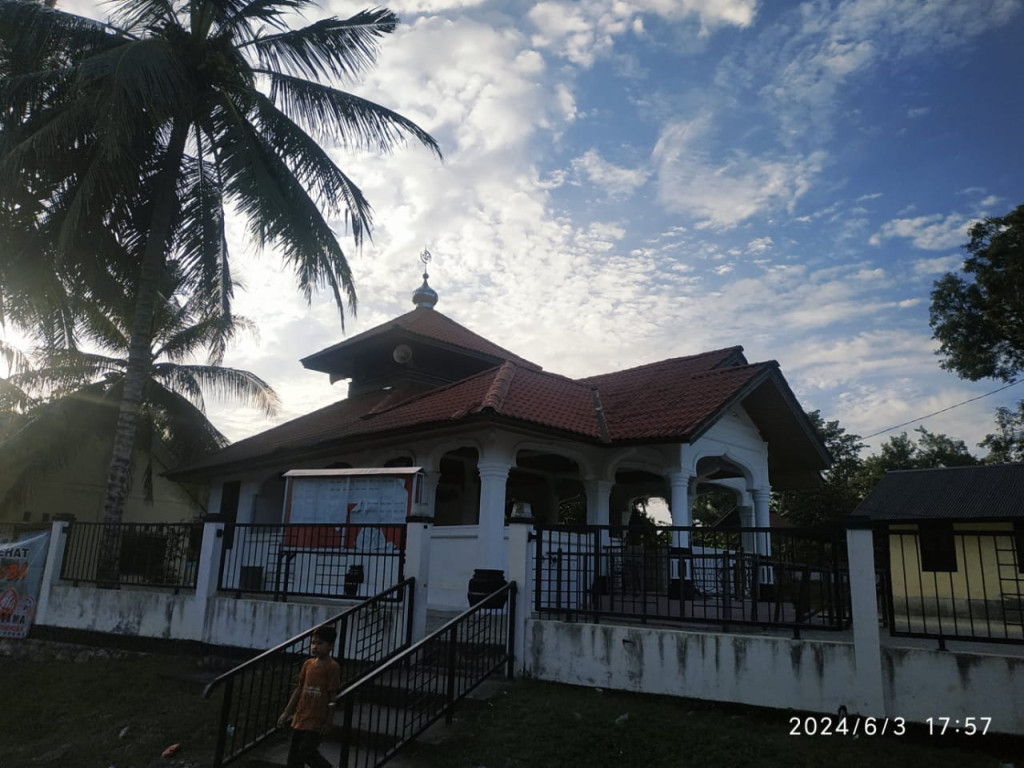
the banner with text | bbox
[0,531,50,638]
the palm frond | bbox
[245,8,398,83]
[218,0,310,37]
[174,149,234,323]
[110,0,178,37]
[157,362,280,417]
[247,90,374,223]
[214,99,358,319]
[263,71,440,158]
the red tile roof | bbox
[169,312,828,485]
[344,363,603,440]
[176,351,788,479]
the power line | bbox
[862,378,1023,440]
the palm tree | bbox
[0,0,440,526]
[0,267,280,516]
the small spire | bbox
[412,247,438,309]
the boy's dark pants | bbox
[287,728,331,768]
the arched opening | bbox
[434,447,480,526]
[611,469,668,528]
[510,449,585,525]
[253,473,286,524]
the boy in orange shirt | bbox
[278,624,343,768]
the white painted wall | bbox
[427,525,509,610]
[525,620,858,715]
[523,619,1024,736]
[39,583,364,650]
[882,646,1024,734]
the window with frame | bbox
[919,521,957,573]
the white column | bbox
[583,477,613,526]
[477,459,511,571]
[666,472,694,596]
[191,522,225,643]
[846,520,886,715]
[404,516,434,640]
[420,469,441,518]
[752,488,771,554]
[506,516,534,674]
[34,521,70,627]
[667,472,692,547]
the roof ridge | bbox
[576,346,746,382]
[359,363,509,421]
[480,362,517,411]
[688,360,777,380]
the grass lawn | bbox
[404,679,1022,768]
[2,647,1020,768]
[2,650,222,768]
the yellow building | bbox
[855,464,1024,639]
[0,433,204,527]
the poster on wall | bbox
[282,469,423,550]
[0,530,50,639]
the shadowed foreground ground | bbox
[2,643,1020,768]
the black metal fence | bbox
[60,522,203,591]
[883,526,1024,645]
[202,578,416,768]
[218,523,406,601]
[534,524,850,633]
[334,581,517,768]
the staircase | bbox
[211,582,517,768]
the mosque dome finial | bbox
[412,247,438,309]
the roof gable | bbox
[300,307,542,379]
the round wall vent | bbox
[392,344,413,364]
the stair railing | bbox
[202,577,416,767]
[335,581,517,768]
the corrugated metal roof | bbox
[853,464,1024,521]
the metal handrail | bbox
[202,578,416,767]
[334,581,517,768]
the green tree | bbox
[0,0,440,527]
[930,204,1024,382]
[774,411,865,526]
[979,401,1024,463]
[856,427,978,495]
[0,269,279,514]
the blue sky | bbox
[26,0,1024,457]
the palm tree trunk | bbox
[98,119,189,582]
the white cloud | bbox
[747,237,773,254]
[527,0,756,67]
[911,255,963,277]
[870,213,973,251]
[651,116,827,228]
[570,149,649,198]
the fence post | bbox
[506,515,534,675]
[404,515,433,641]
[33,521,70,628]
[845,516,886,716]
[190,522,225,644]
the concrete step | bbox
[241,677,507,768]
